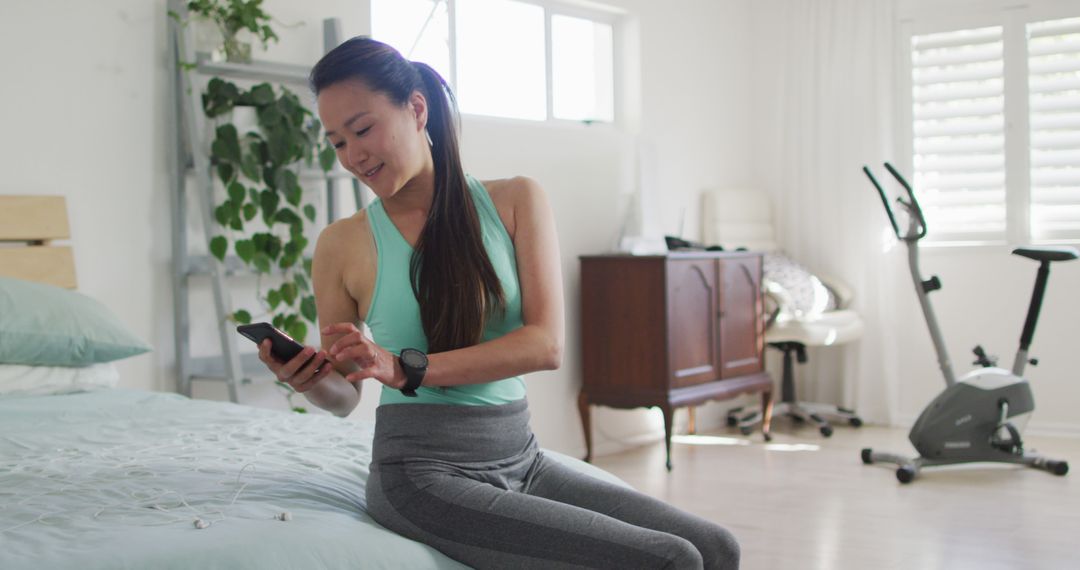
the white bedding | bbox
[0,389,620,569]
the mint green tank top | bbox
[366,174,526,406]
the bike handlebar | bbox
[862,162,928,241]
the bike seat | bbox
[1012,246,1079,263]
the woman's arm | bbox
[293,219,367,416]
[329,176,564,388]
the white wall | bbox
[0,0,757,457]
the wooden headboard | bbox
[0,196,77,289]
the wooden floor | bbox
[590,420,1079,570]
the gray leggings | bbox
[366,399,739,569]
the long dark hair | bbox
[310,37,503,353]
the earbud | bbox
[276,512,292,522]
[194,518,210,529]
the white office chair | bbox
[702,189,864,438]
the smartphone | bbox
[236,322,308,364]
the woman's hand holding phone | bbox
[256,337,333,393]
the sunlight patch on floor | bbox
[763,442,821,452]
[670,434,750,446]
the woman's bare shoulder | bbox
[316,209,373,261]
[480,176,542,203]
[479,177,545,239]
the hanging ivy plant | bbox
[201,76,336,359]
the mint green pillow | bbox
[0,276,151,366]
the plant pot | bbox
[222,37,252,64]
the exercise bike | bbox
[860,162,1076,484]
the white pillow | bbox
[763,252,838,317]
[0,362,119,398]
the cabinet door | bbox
[718,256,764,378]
[666,259,720,388]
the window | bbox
[371,0,618,123]
[1028,17,1080,241]
[905,13,1080,245]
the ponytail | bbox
[310,38,504,353]
[409,61,505,353]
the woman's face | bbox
[318,79,431,199]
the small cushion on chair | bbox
[763,252,838,316]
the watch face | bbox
[401,349,428,369]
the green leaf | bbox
[319,144,336,172]
[279,254,297,270]
[229,210,243,231]
[214,202,232,226]
[232,309,252,325]
[253,232,282,259]
[242,203,257,221]
[240,150,261,183]
[294,273,310,292]
[303,204,317,223]
[227,181,245,205]
[263,165,278,190]
[212,123,241,162]
[259,190,279,225]
[267,288,281,309]
[209,236,227,261]
[252,252,272,274]
[286,320,307,344]
[281,282,298,306]
[202,78,240,117]
[300,295,317,322]
[303,257,313,276]
[267,129,290,164]
[234,239,255,263]
[216,163,234,185]
[274,208,300,225]
[292,406,308,414]
[282,170,301,206]
[250,83,275,105]
[272,313,285,329]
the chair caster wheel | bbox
[1048,460,1069,476]
[896,466,916,484]
[763,432,773,442]
[820,426,833,437]
[739,426,753,436]
[726,415,738,427]
[861,448,873,464]
[849,417,863,427]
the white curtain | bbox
[750,0,904,424]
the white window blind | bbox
[1029,16,1080,241]
[911,26,1007,243]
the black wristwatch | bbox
[398,348,428,397]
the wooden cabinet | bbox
[578,252,773,470]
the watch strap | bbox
[399,353,425,397]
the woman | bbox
[256,36,740,569]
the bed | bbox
[0,196,623,569]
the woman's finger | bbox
[290,351,331,392]
[334,344,379,366]
[277,347,316,381]
[328,331,366,357]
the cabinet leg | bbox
[661,405,675,471]
[578,391,592,463]
[688,406,696,435]
[761,389,775,442]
